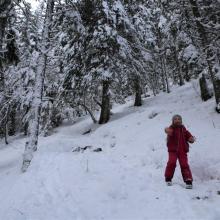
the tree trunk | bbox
[199,74,212,101]
[161,68,166,92]
[0,1,14,145]
[0,0,11,91]
[4,120,8,145]
[4,104,10,144]
[24,121,29,136]
[134,77,142,106]
[189,0,220,110]
[8,104,16,136]
[22,54,47,172]
[183,64,190,82]
[80,103,97,123]
[99,80,110,124]
[157,28,170,92]
[0,3,7,127]
[161,56,170,93]
[22,0,54,172]
[173,47,184,86]
[215,77,220,112]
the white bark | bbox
[22,0,54,172]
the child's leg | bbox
[165,152,178,181]
[178,151,193,182]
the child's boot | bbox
[166,178,172,186]
[185,180,193,189]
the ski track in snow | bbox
[0,82,220,220]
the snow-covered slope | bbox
[0,82,220,220]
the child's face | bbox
[173,116,182,126]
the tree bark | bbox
[189,0,220,109]
[183,63,190,82]
[8,103,16,136]
[161,69,166,92]
[0,0,11,91]
[22,0,54,172]
[80,103,97,124]
[99,80,110,124]
[161,56,170,93]
[199,74,212,101]
[215,77,220,112]
[173,46,184,86]
[134,77,142,106]
[22,54,47,172]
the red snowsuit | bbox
[165,125,193,182]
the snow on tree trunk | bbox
[22,54,47,172]
[99,80,110,124]
[22,0,54,172]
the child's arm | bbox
[185,130,195,143]
[165,127,173,136]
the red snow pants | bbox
[165,150,193,182]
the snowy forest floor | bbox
[0,82,220,220]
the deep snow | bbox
[0,82,220,220]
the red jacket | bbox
[167,125,193,152]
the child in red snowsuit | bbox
[164,115,195,189]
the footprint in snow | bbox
[192,196,209,200]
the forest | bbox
[0,0,219,172]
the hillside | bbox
[0,82,220,220]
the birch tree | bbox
[22,0,54,172]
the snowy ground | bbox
[0,82,220,220]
